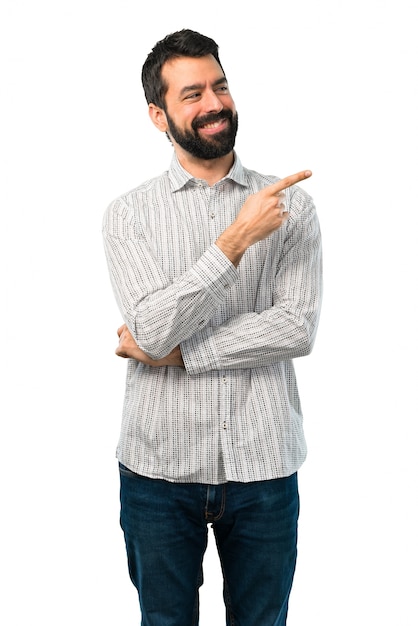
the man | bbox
[103,28,322,626]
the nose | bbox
[202,89,223,113]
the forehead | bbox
[162,55,226,95]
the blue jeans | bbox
[119,464,299,626]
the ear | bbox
[148,103,168,133]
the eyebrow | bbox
[179,77,228,97]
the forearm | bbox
[181,306,320,374]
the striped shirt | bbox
[102,153,322,484]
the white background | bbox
[2,1,417,624]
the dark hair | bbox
[141,29,224,109]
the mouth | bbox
[198,118,228,135]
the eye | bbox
[185,92,201,100]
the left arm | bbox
[180,187,322,373]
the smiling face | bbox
[149,54,238,161]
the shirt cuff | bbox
[189,243,238,300]
[181,326,221,375]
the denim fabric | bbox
[119,464,299,626]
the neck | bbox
[175,148,234,186]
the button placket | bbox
[208,186,217,222]
[219,369,234,478]
[221,373,228,431]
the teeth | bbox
[203,121,222,129]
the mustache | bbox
[192,109,234,131]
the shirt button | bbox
[210,212,215,219]
[223,422,227,430]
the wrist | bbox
[216,225,250,267]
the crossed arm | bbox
[113,170,315,368]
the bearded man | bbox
[103,28,322,626]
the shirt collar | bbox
[168,152,248,191]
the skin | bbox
[116,54,312,367]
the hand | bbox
[116,324,184,368]
[216,170,312,266]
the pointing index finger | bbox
[268,170,312,196]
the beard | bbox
[165,109,238,160]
